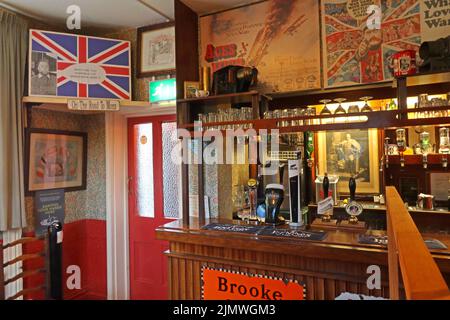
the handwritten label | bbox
[59,63,106,84]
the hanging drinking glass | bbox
[334,98,347,123]
[360,96,373,112]
[319,99,332,124]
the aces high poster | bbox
[321,0,450,88]
[199,0,321,93]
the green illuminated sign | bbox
[149,78,176,103]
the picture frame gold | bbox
[184,81,200,99]
[318,129,380,194]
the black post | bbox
[48,222,63,300]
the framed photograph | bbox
[30,51,58,96]
[318,129,380,194]
[25,129,87,194]
[184,81,200,99]
[137,22,176,78]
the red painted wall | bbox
[22,219,107,300]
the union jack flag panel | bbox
[29,29,131,100]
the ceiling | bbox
[0,0,263,29]
[0,0,174,29]
[182,0,262,15]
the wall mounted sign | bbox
[149,78,176,103]
[202,267,305,300]
[67,99,120,111]
[29,29,131,99]
[137,22,176,78]
[199,0,321,93]
[26,129,87,193]
[34,189,65,236]
[321,0,450,88]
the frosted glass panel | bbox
[136,123,154,218]
[162,122,181,218]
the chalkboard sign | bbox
[258,228,327,241]
[35,189,65,236]
[202,223,263,234]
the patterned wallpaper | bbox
[25,109,106,231]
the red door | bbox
[128,115,177,300]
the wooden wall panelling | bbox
[164,242,392,300]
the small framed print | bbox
[137,22,176,78]
[184,81,200,99]
[25,129,87,194]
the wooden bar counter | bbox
[156,218,450,300]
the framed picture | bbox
[25,129,87,194]
[318,129,380,194]
[184,81,200,99]
[137,22,176,78]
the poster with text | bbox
[199,0,321,93]
[321,0,450,88]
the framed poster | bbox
[137,22,176,78]
[26,129,87,193]
[318,129,380,194]
[29,29,131,100]
[199,0,321,93]
[321,0,450,88]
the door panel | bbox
[128,115,176,300]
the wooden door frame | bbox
[105,105,175,300]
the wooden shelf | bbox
[267,71,450,108]
[23,96,151,108]
[177,90,259,105]
[387,154,450,166]
[180,105,450,133]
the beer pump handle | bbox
[323,173,329,199]
[349,177,356,202]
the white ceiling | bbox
[182,0,262,15]
[0,0,174,29]
[0,0,263,29]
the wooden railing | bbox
[1,234,47,300]
[386,186,450,300]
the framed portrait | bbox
[184,81,200,99]
[137,22,176,78]
[25,129,87,194]
[318,129,380,194]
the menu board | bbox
[34,189,65,236]
[321,0,450,88]
[199,0,321,93]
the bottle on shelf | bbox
[396,128,407,167]
[388,99,397,110]
[439,127,450,154]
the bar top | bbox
[156,218,450,260]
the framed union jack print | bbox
[29,29,131,100]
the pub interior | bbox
[1,0,450,302]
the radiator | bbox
[3,229,23,300]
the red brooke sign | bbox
[202,267,305,300]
